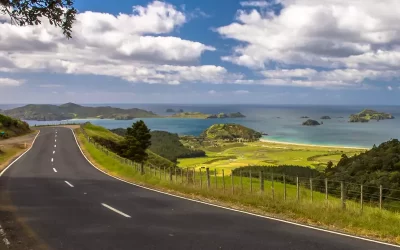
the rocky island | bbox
[320,116,331,119]
[1,103,160,121]
[349,109,394,123]
[300,116,309,119]
[170,111,246,119]
[302,119,321,126]
[201,123,261,141]
[166,108,184,113]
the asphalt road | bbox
[0,127,398,250]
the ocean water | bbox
[9,104,400,148]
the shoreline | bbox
[259,139,369,150]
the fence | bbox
[79,126,400,214]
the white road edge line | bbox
[53,168,57,173]
[0,130,40,249]
[64,181,74,187]
[101,203,131,218]
[70,129,399,248]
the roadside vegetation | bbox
[76,126,400,244]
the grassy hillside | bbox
[82,123,174,169]
[0,114,31,139]
[200,124,261,141]
[2,103,159,121]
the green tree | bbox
[0,0,76,38]
[122,120,151,175]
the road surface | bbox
[0,127,398,250]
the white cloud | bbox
[0,1,233,85]
[0,78,23,86]
[388,86,393,91]
[234,90,250,94]
[208,90,217,95]
[240,1,272,7]
[217,0,400,87]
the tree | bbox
[121,120,151,175]
[0,0,76,38]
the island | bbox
[1,103,160,121]
[166,108,184,113]
[201,124,262,141]
[170,111,246,119]
[349,109,394,123]
[320,116,331,119]
[300,116,309,119]
[302,119,321,126]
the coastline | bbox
[259,138,369,150]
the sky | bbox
[0,0,400,104]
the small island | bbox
[349,109,394,123]
[206,112,246,119]
[300,116,309,119]
[302,119,321,126]
[166,108,184,113]
[201,123,261,141]
[320,116,331,119]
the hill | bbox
[349,109,394,123]
[82,123,174,169]
[325,139,400,200]
[2,103,159,121]
[200,124,261,141]
[110,129,206,162]
[0,114,31,139]
[302,119,320,126]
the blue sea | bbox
[4,104,400,148]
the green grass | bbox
[76,128,400,245]
[0,145,25,171]
[178,141,365,174]
[83,123,123,142]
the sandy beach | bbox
[260,138,369,150]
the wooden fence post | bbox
[206,168,210,189]
[163,166,166,180]
[186,167,189,184]
[296,176,299,201]
[222,169,225,193]
[169,168,172,182]
[310,178,313,202]
[380,185,383,210]
[193,168,196,186]
[360,184,363,212]
[175,168,177,183]
[341,181,346,210]
[231,172,234,194]
[283,174,286,201]
[271,172,275,200]
[214,169,217,189]
[200,168,203,189]
[260,171,264,192]
[240,170,243,193]
[250,170,253,193]
[325,178,328,201]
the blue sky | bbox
[0,0,399,104]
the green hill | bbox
[349,109,394,123]
[0,114,31,139]
[83,123,174,169]
[200,124,261,141]
[325,139,400,200]
[110,128,206,162]
[2,103,159,121]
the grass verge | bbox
[75,128,400,245]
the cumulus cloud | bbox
[208,90,217,95]
[0,1,234,84]
[217,0,400,87]
[39,84,63,88]
[234,90,250,94]
[388,86,393,91]
[0,78,24,86]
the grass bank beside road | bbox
[75,128,400,245]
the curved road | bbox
[0,127,398,250]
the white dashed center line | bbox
[101,203,131,218]
[53,151,55,154]
[51,158,53,162]
[55,139,57,142]
[53,168,57,173]
[54,145,57,148]
[64,181,74,188]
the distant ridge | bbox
[1,103,159,121]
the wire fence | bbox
[80,125,400,213]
